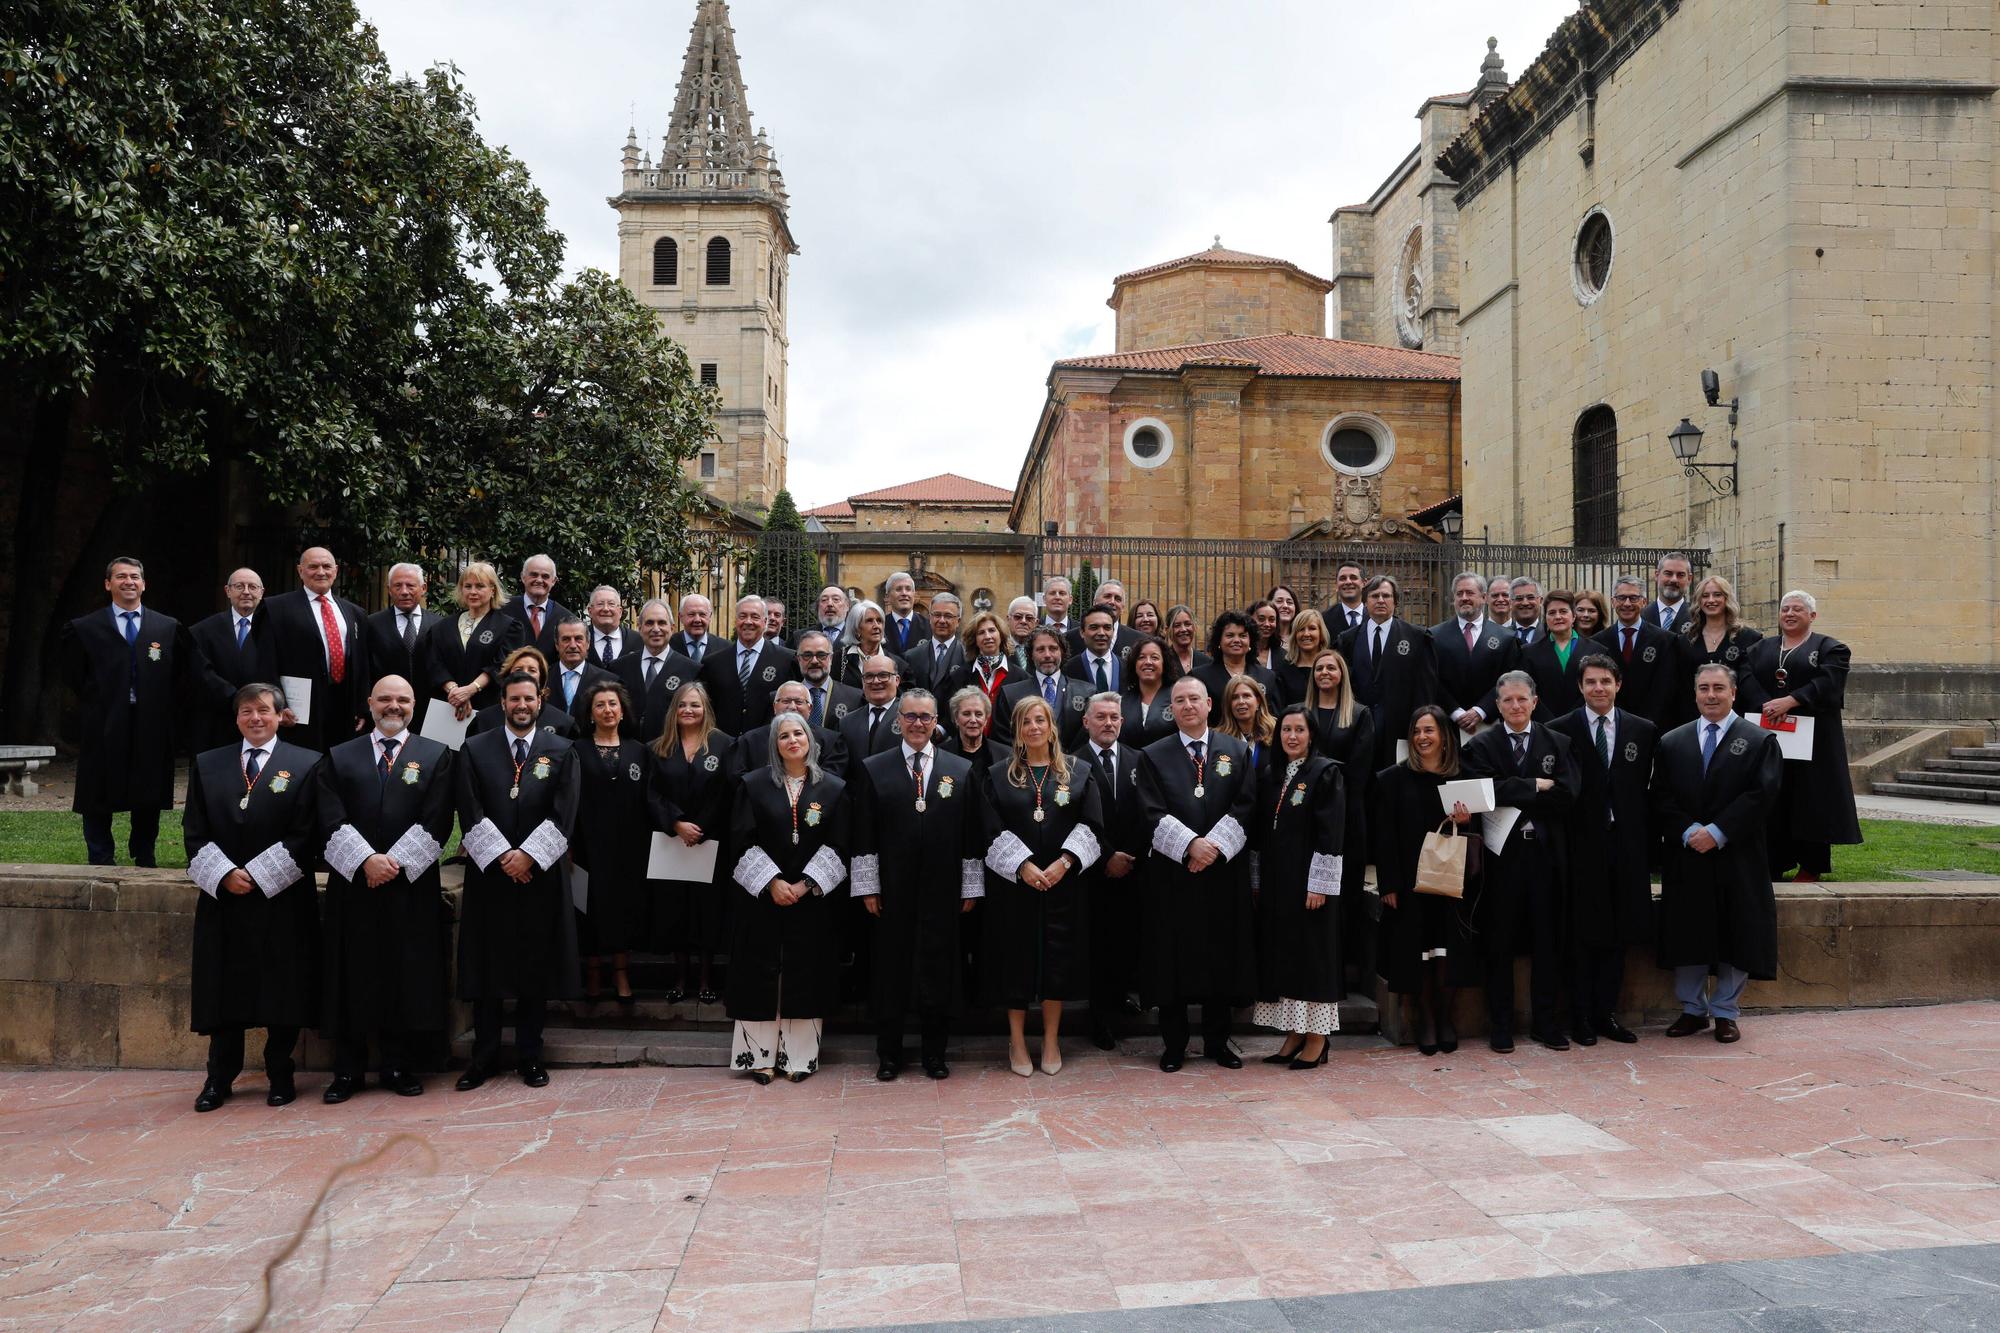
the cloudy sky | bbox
[365,1,1575,511]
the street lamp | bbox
[1669,417,1737,496]
[1438,508,1464,540]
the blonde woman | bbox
[1682,574,1761,671]
[981,694,1104,1076]
[1218,674,1277,772]
[650,681,737,1005]
[950,610,1014,707]
[424,561,524,718]
[1273,608,1331,708]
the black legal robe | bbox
[468,700,576,740]
[1653,716,1784,978]
[725,771,851,1021]
[733,721,848,788]
[573,738,658,956]
[836,642,908,691]
[454,728,582,1001]
[1252,756,1346,1005]
[1188,658,1278,727]
[184,740,324,1032]
[314,733,456,1042]
[883,609,932,656]
[1076,739,1144,1005]
[501,595,570,663]
[1134,732,1258,1008]
[191,609,266,754]
[61,607,202,816]
[979,755,1106,1006]
[853,746,983,1014]
[421,609,525,712]
[362,607,432,698]
[1336,617,1439,770]
[1368,764,1472,995]
[801,678,865,731]
[1118,688,1176,749]
[1430,617,1522,723]
[1686,624,1762,674]
[1460,723,1581,964]
[1521,635,1588,723]
[942,735,1009,785]
[836,698,909,777]
[611,649,701,742]
[1307,706,1375,900]
[256,588,371,752]
[1550,707,1659,950]
[1592,621,1688,729]
[697,639,800,736]
[992,673,1092,748]
[1741,632,1863,847]
[903,637,965,696]
[647,733,739,953]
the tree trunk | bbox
[0,390,73,742]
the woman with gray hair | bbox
[724,713,851,1082]
[837,599,906,690]
[1741,590,1860,883]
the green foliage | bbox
[1073,558,1099,611]
[742,489,822,625]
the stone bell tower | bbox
[612,0,796,514]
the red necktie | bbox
[1462,620,1476,651]
[317,594,346,683]
[1621,627,1635,663]
[529,604,542,637]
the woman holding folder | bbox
[648,681,738,1004]
[571,679,653,1008]
[1741,590,1860,883]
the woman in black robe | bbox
[649,680,738,1003]
[980,694,1105,1076]
[1683,574,1763,675]
[1742,590,1862,881]
[570,679,654,1007]
[1164,604,1210,678]
[1272,609,1331,709]
[943,684,1005,1005]
[1253,707,1346,1069]
[1305,648,1376,983]
[423,560,526,719]
[468,647,576,739]
[1119,635,1178,748]
[1372,705,1478,1056]
[1192,610,1276,725]
[726,714,850,1083]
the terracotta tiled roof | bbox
[1112,244,1334,292]
[801,500,854,519]
[847,472,1014,505]
[1056,333,1460,382]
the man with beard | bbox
[796,630,863,732]
[315,675,457,1101]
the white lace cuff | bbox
[1060,824,1102,871]
[961,859,985,899]
[247,843,303,897]
[189,843,234,897]
[390,825,442,880]
[985,830,1033,881]
[1152,815,1196,863]
[521,819,568,871]
[324,824,373,881]
[804,845,846,895]
[850,852,881,897]
[734,845,781,897]
[1208,815,1247,862]
[1308,851,1343,896]
[461,818,507,870]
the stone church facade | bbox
[612,0,794,516]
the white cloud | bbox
[362,0,1577,510]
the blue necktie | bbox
[562,669,578,707]
[1701,721,1720,774]
[235,616,250,650]
[121,611,139,702]
[1043,676,1058,708]
[810,686,825,728]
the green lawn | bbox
[0,811,456,870]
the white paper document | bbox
[570,862,588,912]
[1438,777,1497,815]
[1481,806,1523,855]
[419,698,471,750]
[1396,740,1409,764]
[1742,712,1814,761]
[649,833,720,882]
[279,675,313,725]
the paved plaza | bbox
[5,1003,2000,1331]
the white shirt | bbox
[593,627,624,657]
[1088,653,1117,688]
[899,740,933,785]
[307,590,347,666]
[239,737,272,771]
[370,728,409,765]
[1655,598,1683,624]
[1584,706,1617,754]
[396,606,422,636]
[736,638,763,670]
[640,651,673,683]
[683,634,712,661]
[1179,729,1212,757]
[1337,603,1365,628]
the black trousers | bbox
[1158,1002,1232,1056]
[1483,836,1563,1038]
[472,999,544,1065]
[1572,949,1625,1032]
[334,1030,436,1077]
[1089,880,1134,1029]
[83,806,161,867]
[206,1026,300,1084]
[876,1013,948,1064]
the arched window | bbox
[1572,405,1619,546]
[706,236,731,286]
[651,237,678,286]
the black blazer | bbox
[882,609,931,656]
[1188,658,1278,728]
[501,595,569,663]
[902,636,966,696]
[992,672,1092,748]
[551,660,618,724]
[1062,649,1127,696]
[255,588,371,752]
[362,606,435,695]
[835,696,910,777]
[420,609,526,710]
[1119,688,1176,750]
[1551,706,1659,950]
[612,649,702,742]
[1323,603,1369,638]
[1592,621,1689,728]
[1075,737,1146,860]
[697,638,800,735]
[585,624,642,667]
[1430,616,1522,722]
[667,631,726,668]
[1521,635,1588,723]
[1641,600,1692,636]
[1334,617,1437,769]
[190,609,264,754]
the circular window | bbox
[1122,417,1174,470]
[1394,228,1425,349]
[1319,413,1395,476]
[1573,209,1614,304]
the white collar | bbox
[559,661,582,674]
[1586,706,1615,724]
[736,638,761,656]
[1702,715,1730,732]
[1094,740,1118,757]
[112,603,144,618]
[1504,723,1534,739]
[240,737,272,757]
[900,740,931,764]
[1180,729,1211,750]
[644,649,669,662]
[1617,619,1642,633]
[371,728,408,747]
[1459,614,1484,630]
[505,725,537,743]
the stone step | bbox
[1925,758,2000,775]
[1897,768,2000,790]
[1871,781,2000,804]
[1948,747,2000,759]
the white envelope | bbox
[419,698,471,750]
[649,832,720,882]
[279,675,313,725]
[1396,740,1409,764]
[1439,777,1497,815]
[1742,712,1814,761]
[1482,806,1523,855]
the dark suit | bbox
[801,678,864,732]
[586,624,640,668]
[1551,706,1658,1036]
[1323,604,1368,638]
[882,609,931,657]
[1430,616,1520,725]
[420,610,525,711]
[1188,659,1278,728]
[1593,621,1688,728]
[501,596,568,664]
[1077,738,1145,1034]
[1063,649,1126,696]
[1521,636,1588,723]
[552,660,617,725]
[993,672,1092,749]
[836,698,909,776]
[903,637,966,696]
[362,606,433,698]
[191,609,266,755]
[62,605,204,864]
[667,631,725,671]
[612,649,701,742]
[256,588,370,753]
[1641,600,1692,636]
[697,638,799,736]
[1335,617,1438,769]
[734,720,849,777]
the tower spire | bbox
[664,0,760,175]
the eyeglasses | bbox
[798,650,831,659]
[900,714,936,725]
[861,672,897,682]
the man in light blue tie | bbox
[1654,663,1783,1045]
[551,618,609,728]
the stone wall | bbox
[1111,266,1329,352]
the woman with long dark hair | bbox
[1372,705,1476,1056]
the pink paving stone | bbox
[501,1269,672,1331]
[1498,1207,1703,1275]
[357,1277,531,1330]
[809,1262,967,1328]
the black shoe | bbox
[266,1076,297,1107]
[1289,1041,1330,1070]
[1159,1050,1185,1073]
[518,1062,550,1088]
[1572,1029,1599,1047]
[1489,1032,1515,1054]
[877,1060,901,1082]
[194,1079,231,1113]
[923,1059,949,1080]
[1714,1018,1741,1044]
[382,1070,424,1097]
[1665,1013,1710,1039]
[786,1069,813,1083]
[748,1068,776,1085]
[1533,1029,1571,1052]
[1209,1046,1243,1070]
[1437,1016,1459,1054]
[322,1073,361,1104]
[664,987,686,1005]
[697,988,720,1005]
[455,1060,496,1092]
[1263,1037,1305,1065]
[1091,1023,1117,1052]
[1600,1019,1639,1044]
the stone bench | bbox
[0,746,56,797]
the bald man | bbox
[190,567,269,754]
[254,547,370,752]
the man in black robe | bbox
[363,562,433,693]
[1077,691,1144,1050]
[1461,670,1581,1053]
[1063,605,1127,695]
[502,553,567,662]
[1431,570,1519,737]
[1655,663,1784,1044]
[190,567,268,755]
[1135,676,1257,1072]
[995,628,1090,748]
[902,593,965,695]
[184,683,323,1110]
[551,617,615,727]
[796,630,863,731]
[699,594,799,735]
[882,571,932,657]
[1594,577,1688,728]
[1335,574,1439,769]
[256,546,370,752]
[850,689,982,1080]
[835,653,910,776]
[315,674,457,1101]
[455,671,582,1089]
[735,681,850,776]
[585,586,640,667]
[612,598,698,742]
[1550,655,1657,1046]
[62,556,205,866]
